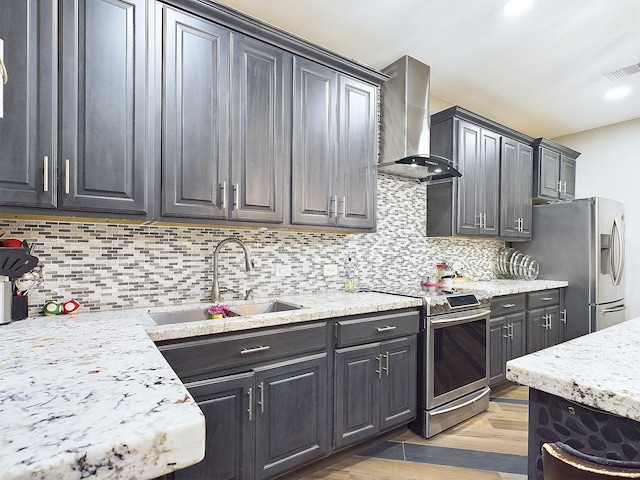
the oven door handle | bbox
[429,309,491,326]
[430,388,489,416]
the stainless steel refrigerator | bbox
[521,197,626,340]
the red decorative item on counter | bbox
[62,299,80,314]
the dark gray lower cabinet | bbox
[174,373,253,480]
[489,311,526,386]
[333,310,419,451]
[334,335,417,449]
[526,289,563,353]
[173,354,327,480]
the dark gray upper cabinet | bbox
[0,0,56,208]
[500,137,533,239]
[532,138,580,203]
[230,34,291,224]
[292,58,338,227]
[159,6,230,219]
[292,58,377,230]
[428,106,535,239]
[59,0,149,214]
[336,75,377,229]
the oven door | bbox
[426,308,490,409]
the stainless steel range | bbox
[378,286,492,438]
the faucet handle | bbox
[244,289,254,301]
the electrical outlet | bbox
[275,265,291,276]
[324,264,338,276]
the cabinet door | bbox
[560,156,576,200]
[336,75,376,229]
[291,57,338,226]
[334,343,379,449]
[477,128,500,236]
[455,120,499,236]
[175,373,253,480]
[456,120,481,235]
[59,0,148,214]
[0,0,56,208]
[230,33,290,223]
[254,353,328,480]
[507,311,527,361]
[538,148,560,200]
[489,316,507,386]
[380,336,417,430]
[527,307,546,353]
[160,6,229,219]
[500,138,532,238]
[517,143,534,237]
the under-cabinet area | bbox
[155,308,420,480]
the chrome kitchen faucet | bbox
[212,237,254,303]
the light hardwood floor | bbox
[297,384,529,480]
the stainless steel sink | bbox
[228,300,302,316]
[150,300,302,325]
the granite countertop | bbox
[457,279,568,295]
[507,316,640,421]
[0,315,205,480]
[0,281,565,479]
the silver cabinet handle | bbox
[540,297,554,301]
[258,381,264,413]
[502,324,510,339]
[0,39,7,85]
[240,345,270,355]
[247,387,253,421]
[330,195,338,218]
[557,180,563,194]
[377,325,397,332]
[65,159,70,194]
[563,181,567,194]
[375,355,382,379]
[501,303,516,309]
[340,196,346,217]
[561,309,567,324]
[43,156,49,192]
[233,183,239,208]
[221,181,227,210]
[383,351,389,375]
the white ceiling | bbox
[214,0,640,139]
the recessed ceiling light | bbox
[605,86,632,100]
[503,0,534,16]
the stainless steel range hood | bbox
[378,56,461,181]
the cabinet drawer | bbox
[490,294,526,316]
[158,322,327,382]
[335,310,420,348]
[527,289,560,309]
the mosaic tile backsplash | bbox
[1,175,504,316]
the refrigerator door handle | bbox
[611,217,625,286]
[600,304,626,314]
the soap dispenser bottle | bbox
[344,257,358,292]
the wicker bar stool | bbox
[542,442,640,479]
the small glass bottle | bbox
[344,257,358,292]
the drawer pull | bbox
[501,303,516,308]
[240,345,270,355]
[247,387,253,421]
[377,325,397,332]
[540,297,554,301]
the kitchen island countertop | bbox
[507,316,640,421]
